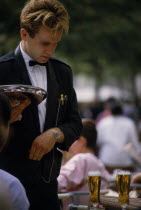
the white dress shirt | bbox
[20,43,47,132]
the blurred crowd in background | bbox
[79,96,141,142]
[58,97,141,209]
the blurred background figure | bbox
[96,97,117,124]
[97,102,141,174]
[0,93,29,210]
[79,99,103,120]
[122,99,139,123]
[58,118,111,209]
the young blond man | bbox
[0,1,82,209]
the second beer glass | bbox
[116,170,131,209]
[87,171,101,207]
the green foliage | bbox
[0,0,25,55]
[60,0,141,82]
[0,0,141,88]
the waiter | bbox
[0,0,82,209]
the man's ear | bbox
[20,28,28,41]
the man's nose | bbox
[46,45,56,56]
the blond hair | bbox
[20,0,69,37]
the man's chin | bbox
[40,57,50,63]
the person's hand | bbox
[6,93,31,124]
[29,129,57,161]
[131,172,141,184]
[10,98,31,124]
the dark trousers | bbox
[25,174,61,210]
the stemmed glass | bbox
[116,170,131,210]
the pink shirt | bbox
[58,153,111,192]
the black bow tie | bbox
[29,60,47,66]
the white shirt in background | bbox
[97,115,141,167]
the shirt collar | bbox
[20,42,34,71]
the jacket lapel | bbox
[14,45,32,85]
[44,60,60,130]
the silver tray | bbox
[0,84,47,105]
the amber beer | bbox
[116,171,130,206]
[87,171,101,205]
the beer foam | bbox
[88,170,101,176]
[117,170,130,175]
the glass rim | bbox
[88,170,101,176]
[116,170,131,175]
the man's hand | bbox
[29,129,57,161]
[29,128,64,161]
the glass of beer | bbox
[87,170,101,208]
[116,170,131,209]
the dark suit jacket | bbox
[0,45,82,186]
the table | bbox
[100,196,141,210]
[59,191,141,209]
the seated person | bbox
[0,93,30,210]
[58,118,111,193]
